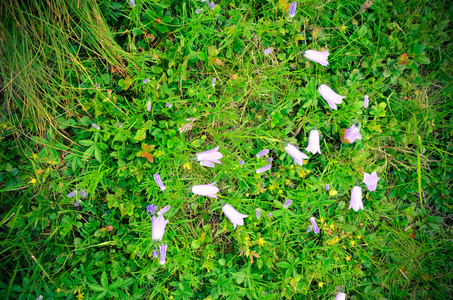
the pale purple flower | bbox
[195,8,203,14]
[310,217,320,234]
[152,250,158,258]
[318,84,345,110]
[209,2,215,9]
[153,173,166,191]
[284,143,309,166]
[239,159,244,165]
[306,225,313,232]
[344,124,362,144]
[267,157,273,163]
[325,184,330,191]
[143,78,150,84]
[306,129,321,155]
[116,122,122,128]
[268,213,272,217]
[211,77,216,86]
[364,95,369,108]
[152,215,169,242]
[256,208,261,219]
[349,186,364,212]
[289,2,297,18]
[264,48,272,56]
[147,100,151,112]
[68,190,77,198]
[222,204,248,229]
[74,200,81,207]
[196,146,223,167]
[284,199,292,208]
[159,244,167,265]
[79,190,86,197]
[165,102,172,108]
[363,171,380,192]
[192,182,219,198]
[157,205,171,216]
[94,83,100,88]
[289,183,294,188]
[304,50,330,67]
[91,123,100,130]
[256,164,271,174]
[36,296,43,300]
[256,149,269,158]
[129,0,135,8]
[147,204,157,215]
[335,292,346,300]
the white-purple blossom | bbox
[211,77,216,86]
[129,0,135,8]
[159,244,168,265]
[325,184,330,191]
[222,204,248,229]
[165,102,172,108]
[153,173,166,191]
[36,296,43,300]
[192,182,219,198]
[349,186,364,212]
[256,164,271,174]
[116,122,122,128]
[364,94,369,108]
[310,217,320,234]
[195,8,203,14]
[306,225,313,232]
[147,100,151,112]
[196,146,223,167]
[239,159,244,166]
[289,2,297,18]
[152,215,169,242]
[79,190,86,197]
[209,2,215,9]
[256,208,261,219]
[268,213,272,217]
[306,129,321,155]
[152,250,158,258]
[344,124,362,144]
[264,48,272,56]
[143,78,150,84]
[157,205,171,216]
[68,190,77,198]
[335,292,346,300]
[147,204,157,215]
[318,84,345,110]
[284,199,292,208]
[363,171,380,192]
[74,200,81,207]
[91,123,100,130]
[256,149,269,158]
[304,50,330,67]
[284,143,309,166]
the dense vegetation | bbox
[0,0,452,299]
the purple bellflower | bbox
[284,143,309,166]
[143,78,150,84]
[363,171,380,191]
[310,217,320,234]
[289,2,297,18]
[268,213,272,217]
[192,182,219,198]
[157,205,171,216]
[129,0,135,8]
[196,146,223,167]
[325,184,330,191]
[256,164,271,174]
[284,199,292,208]
[344,124,362,144]
[36,296,43,300]
[318,84,345,110]
[68,190,77,197]
[256,149,269,158]
[209,2,215,9]
[152,215,169,242]
[195,8,203,14]
[147,100,151,112]
[211,77,216,86]
[264,48,272,56]
[335,292,346,300]
[152,250,158,258]
[256,208,261,219]
[79,190,86,197]
[91,123,100,130]
[306,225,313,232]
[147,204,158,215]
[159,244,168,265]
[304,50,330,67]
[239,159,244,165]
[306,129,321,155]
[153,173,166,191]
[222,204,248,229]
[349,186,364,212]
[364,95,369,108]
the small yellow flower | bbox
[285,179,291,186]
[269,184,276,191]
[340,25,348,33]
[244,235,250,242]
[257,237,266,247]
[100,228,107,233]
[56,288,61,293]
[350,241,355,247]
[32,153,37,160]
[318,282,325,288]
[329,189,338,196]
[183,162,191,170]
[330,224,335,231]
[278,189,283,194]
[76,293,84,300]
[28,178,37,184]
[357,235,362,240]
[319,218,325,224]
[346,256,351,262]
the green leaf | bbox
[101,272,108,288]
[415,54,430,64]
[359,26,368,36]
[83,145,96,161]
[198,51,207,61]
[134,129,147,141]
[342,224,356,233]
[80,140,95,146]
[88,284,106,292]
[94,146,102,163]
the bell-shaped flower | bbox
[209,2,215,9]
[211,77,216,86]
[152,250,158,258]
[284,143,309,166]
[192,182,219,198]
[147,100,151,112]
[306,129,321,155]
[268,213,272,217]
[196,146,223,167]
[310,217,320,234]
[116,122,122,128]
[147,203,157,215]
[306,225,313,232]
[129,0,135,8]
[349,186,364,212]
[335,292,346,300]
[91,123,100,130]
[344,124,362,144]
[222,204,248,229]
[159,244,168,265]
[68,190,77,198]
[256,164,271,174]
[152,215,169,242]
[239,159,244,165]
[318,84,345,110]
[79,190,86,197]
[325,184,330,191]
[264,48,272,56]
[256,208,261,219]
[363,171,380,192]
[284,199,292,208]
[157,205,171,216]
[256,149,269,158]
[195,8,203,14]
[36,296,43,300]
[364,95,369,108]
[143,78,150,84]
[289,2,297,18]
[304,50,330,67]
[153,173,166,191]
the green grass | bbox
[1,0,452,299]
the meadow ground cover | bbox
[0,0,452,299]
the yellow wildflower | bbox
[346,256,351,262]
[329,189,338,196]
[76,293,84,300]
[318,282,325,288]
[257,237,266,247]
[350,241,355,247]
[28,178,37,184]
[330,224,335,231]
[340,25,347,33]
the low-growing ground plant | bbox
[0,0,452,299]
